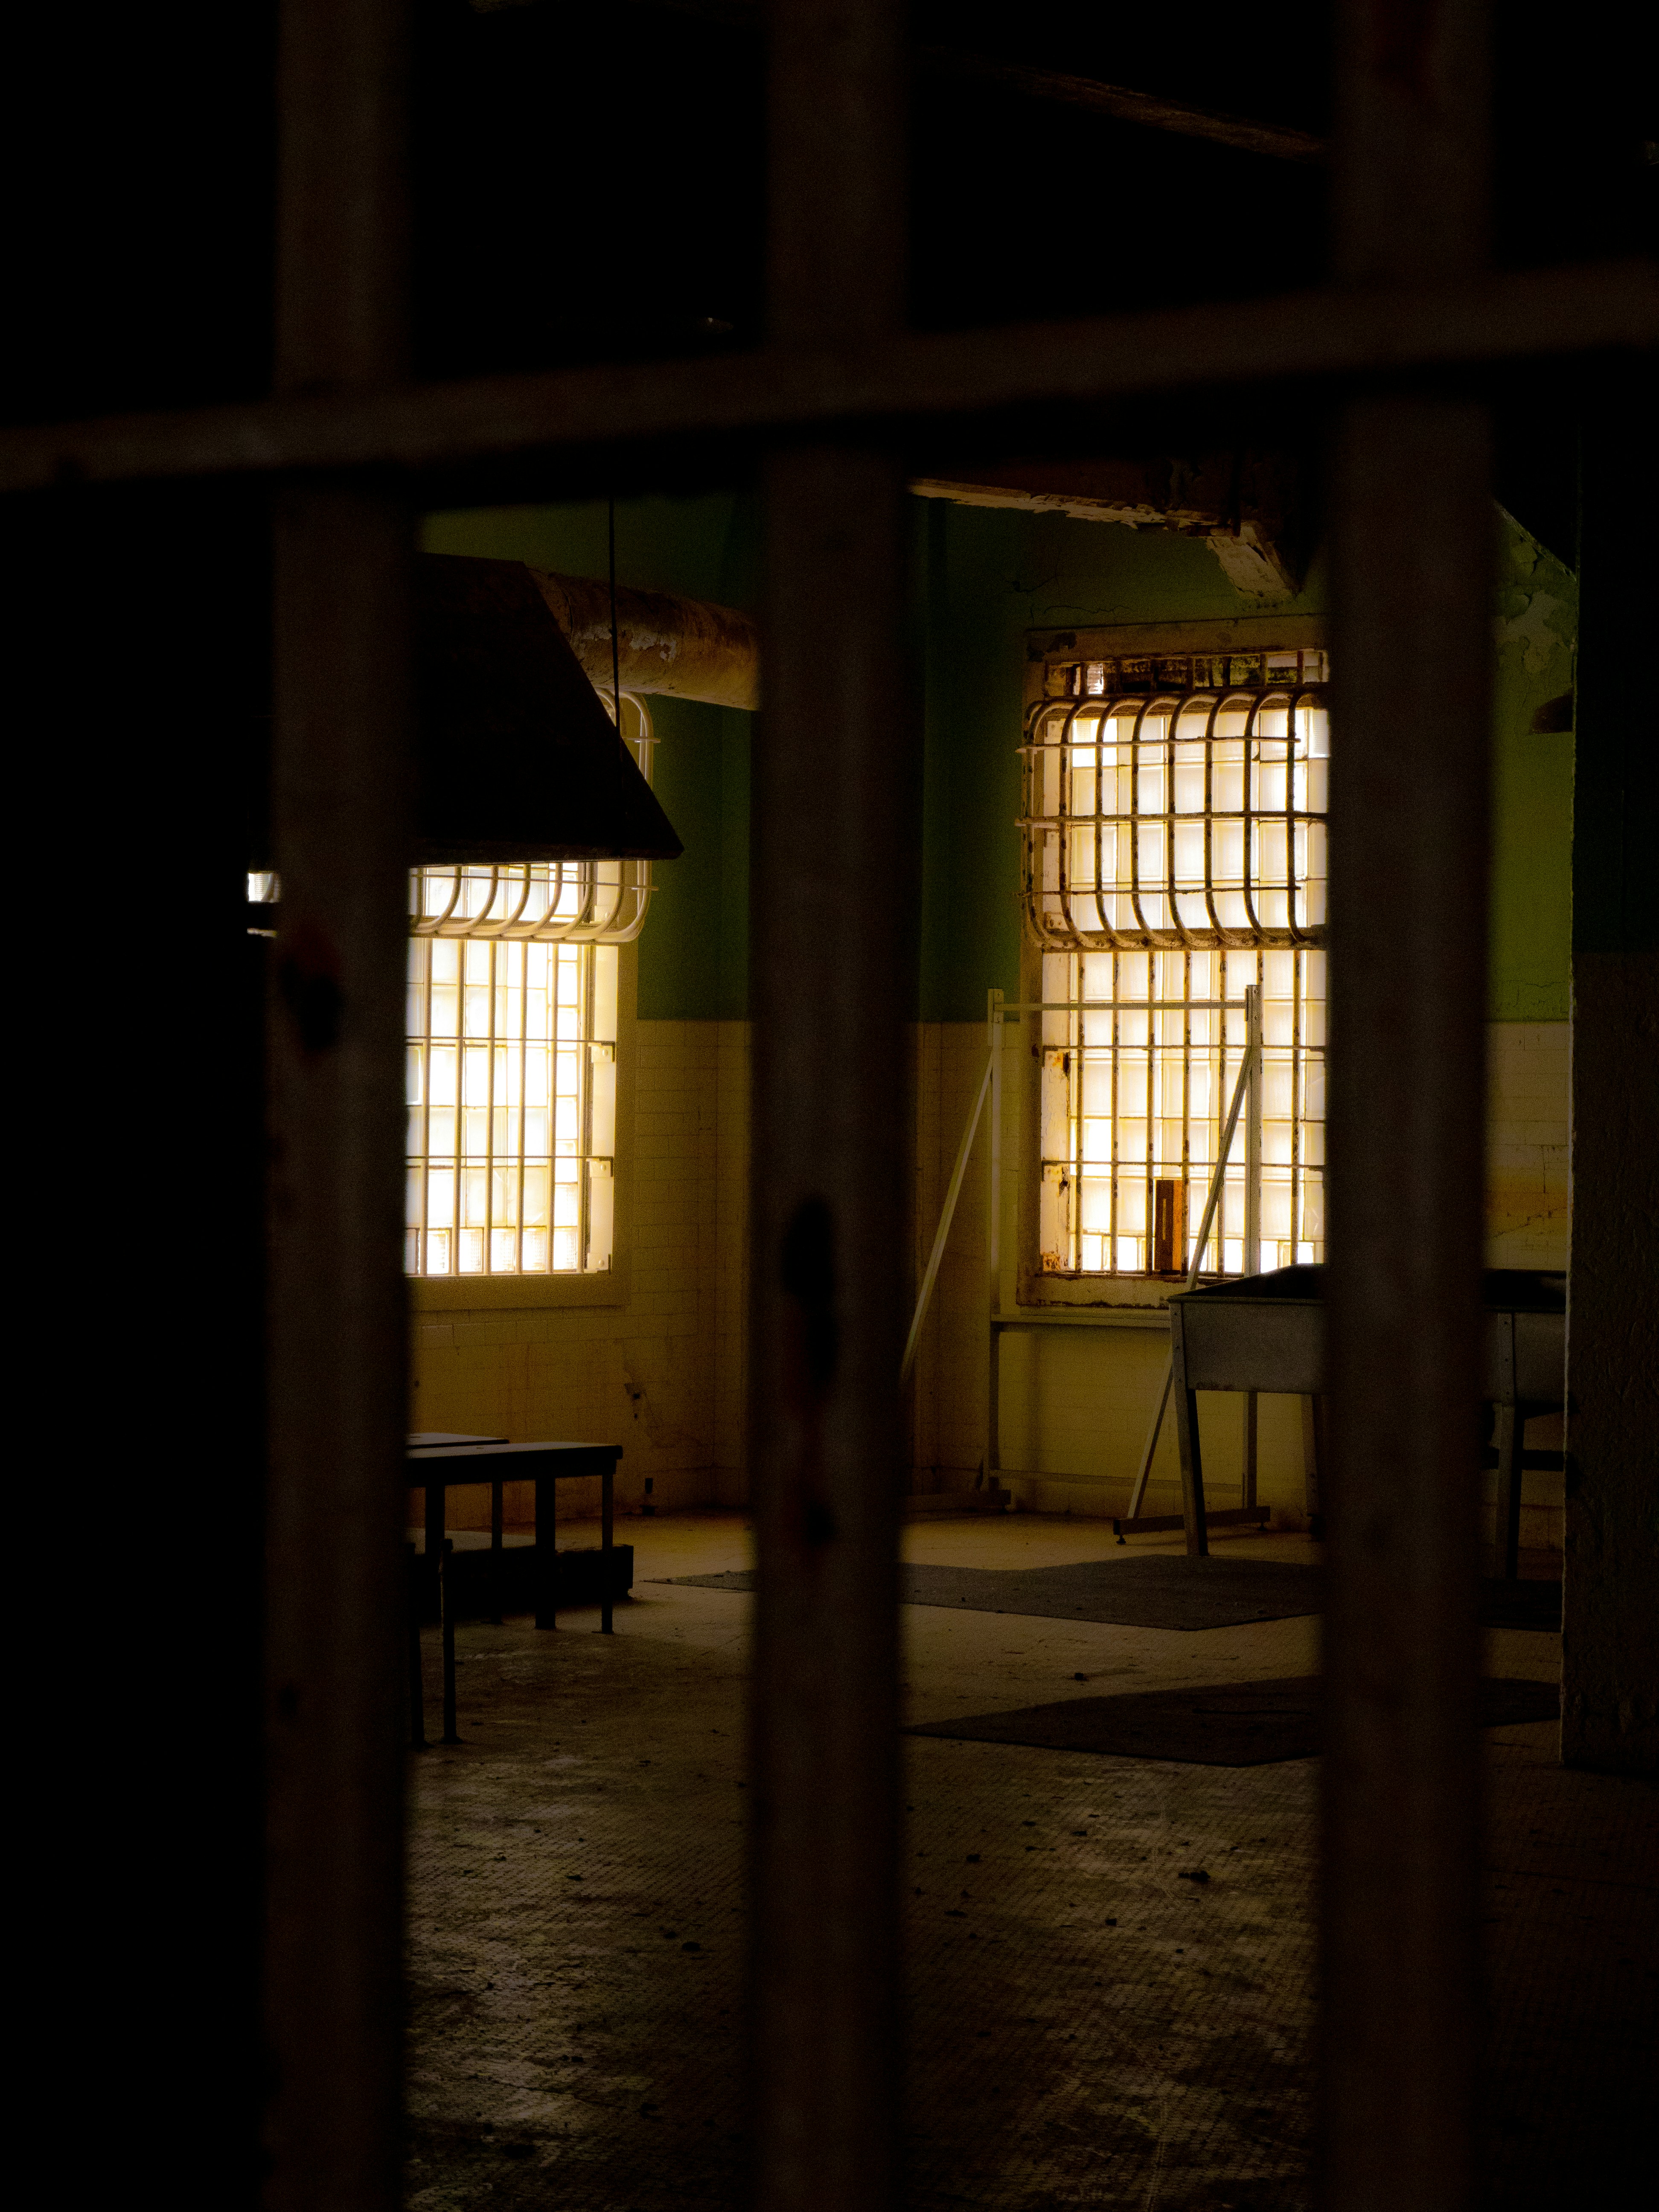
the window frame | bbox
[1013,615,1327,1312]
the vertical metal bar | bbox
[1324,8,1493,2209]
[263,6,409,2206]
[751,8,907,2198]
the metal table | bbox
[405,1439,623,1631]
[407,1431,507,1572]
[1167,1265,1566,1572]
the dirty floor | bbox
[405,1514,1653,2209]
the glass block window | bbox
[1037,946,1326,1276]
[1025,654,1327,1277]
[405,938,617,1277]
[403,693,651,1278]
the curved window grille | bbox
[1021,653,1327,951]
[404,695,653,1279]
[1026,654,1327,1278]
[409,694,657,947]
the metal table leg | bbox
[439,1540,460,1743]
[601,1462,614,1634]
[489,1477,504,1624]
[1494,1403,1524,1581]
[424,1476,445,1606]
[406,1544,427,1751]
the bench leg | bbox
[534,1474,557,1629]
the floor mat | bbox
[661,1555,1326,1630]
[662,1559,1563,1634]
[907,1675,1561,1767]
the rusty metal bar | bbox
[749,6,908,2206]
[261,3,410,2207]
[4,260,1655,497]
[1322,7,1494,2209]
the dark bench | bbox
[404,1436,624,1748]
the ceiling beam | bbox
[5,261,1654,497]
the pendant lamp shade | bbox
[414,553,683,865]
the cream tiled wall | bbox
[418,1015,1569,1548]
[1485,1022,1570,1269]
[409,1019,750,1528]
[906,1017,1572,1546]
[1483,1020,1569,1548]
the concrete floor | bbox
[405,1514,1653,2209]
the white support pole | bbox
[901,1050,991,1385]
[1243,982,1262,1505]
[984,988,1004,1480]
[1124,1005,1258,1520]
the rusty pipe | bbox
[527,566,758,711]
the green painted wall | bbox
[422,493,1573,1027]
[1491,509,1577,1018]
[918,501,1327,1022]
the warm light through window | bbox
[1025,653,1327,1277]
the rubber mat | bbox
[662,1559,1563,1634]
[907,1675,1561,1767]
[661,1555,1325,1630]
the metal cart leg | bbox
[1301,1394,1325,1531]
[1173,1382,1210,1557]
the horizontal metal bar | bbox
[4,262,1654,497]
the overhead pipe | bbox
[527,566,759,711]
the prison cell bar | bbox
[748,6,908,2206]
[157,0,1585,2203]
[260,3,411,2208]
[1322,3,1494,2206]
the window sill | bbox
[409,1266,630,1313]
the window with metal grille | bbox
[403,697,653,1279]
[1023,652,1328,1276]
